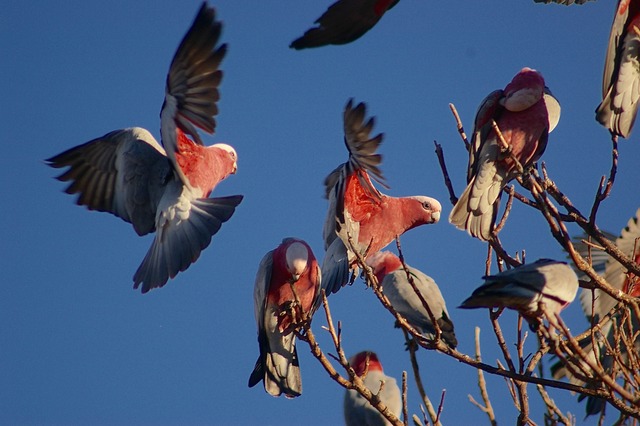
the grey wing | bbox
[468,89,503,182]
[321,237,354,296]
[165,3,226,144]
[602,4,629,100]
[133,194,243,293]
[593,208,640,316]
[254,250,274,328]
[46,127,170,236]
[342,98,387,190]
[323,99,387,248]
[544,87,561,133]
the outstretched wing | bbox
[161,3,227,184]
[133,194,243,293]
[46,127,170,236]
[323,99,387,247]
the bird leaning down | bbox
[343,351,401,426]
[459,259,579,330]
[366,251,457,349]
[322,99,442,296]
[551,208,640,416]
[248,238,321,399]
[46,3,243,293]
[290,0,400,49]
[449,67,561,241]
[595,0,640,138]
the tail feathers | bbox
[133,195,243,292]
[437,315,458,349]
[415,316,458,350]
[249,331,301,398]
[449,182,499,242]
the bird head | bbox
[500,67,545,112]
[285,240,310,282]
[349,351,383,376]
[408,196,442,225]
[213,143,238,174]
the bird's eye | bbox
[422,201,431,210]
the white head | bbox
[409,196,442,223]
[285,241,309,281]
[213,143,238,173]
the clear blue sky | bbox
[3,1,639,424]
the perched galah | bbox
[595,0,640,138]
[46,4,242,293]
[459,259,579,329]
[449,68,560,241]
[366,251,457,349]
[343,351,401,426]
[552,209,640,416]
[290,0,399,49]
[322,99,442,295]
[248,238,321,398]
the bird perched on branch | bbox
[46,3,242,293]
[552,208,640,415]
[290,0,399,49]
[343,351,401,426]
[249,238,321,398]
[449,68,560,241]
[595,0,640,138]
[366,251,457,349]
[322,99,441,296]
[459,259,578,329]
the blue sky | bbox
[3,0,640,424]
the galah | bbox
[248,238,321,398]
[551,209,640,415]
[366,251,457,349]
[459,259,579,329]
[322,99,442,295]
[449,68,560,241]
[534,0,593,4]
[343,351,401,426]
[290,0,399,49]
[595,0,640,138]
[46,4,242,293]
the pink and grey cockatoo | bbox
[322,99,442,295]
[290,0,400,49]
[343,351,402,426]
[534,0,594,5]
[248,238,321,398]
[449,68,560,241]
[46,3,242,293]
[595,0,640,138]
[459,259,579,329]
[551,209,640,415]
[366,251,457,349]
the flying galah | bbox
[449,68,560,241]
[366,251,457,349]
[343,351,401,426]
[595,0,640,138]
[459,259,579,329]
[534,0,593,4]
[46,4,242,293]
[552,209,640,415]
[248,238,321,398]
[290,0,400,49]
[322,99,442,295]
